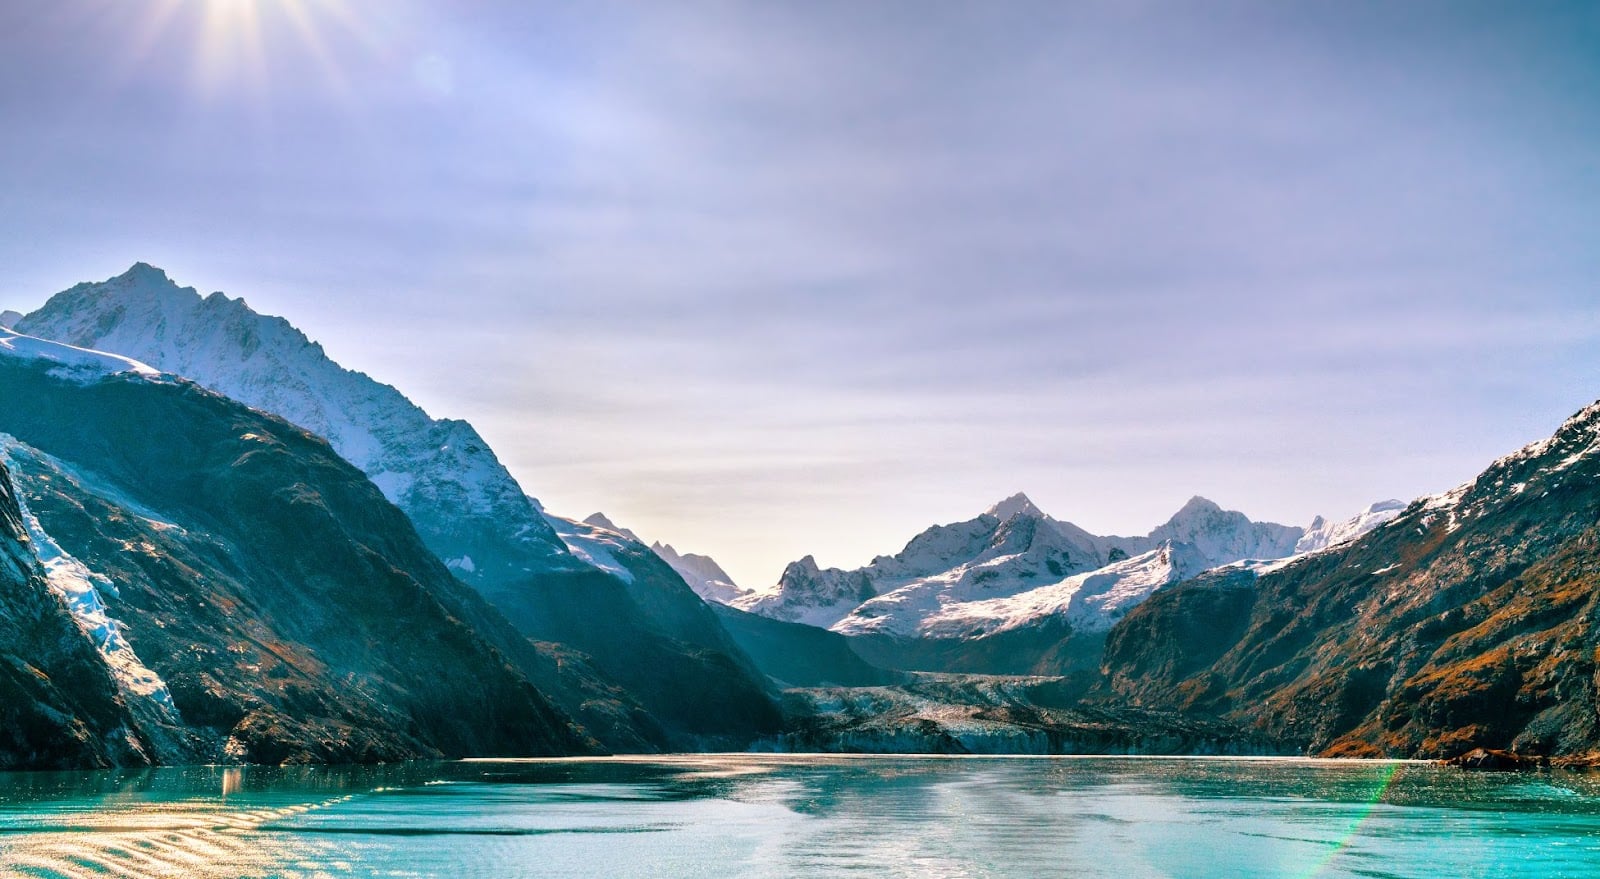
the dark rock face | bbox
[1444,748,1550,771]
[0,462,151,770]
[844,623,1106,687]
[0,359,593,766]
[1100,401,1600,760]
[710,603,900,688]
[484,543,784,749]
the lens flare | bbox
[1296,761,1404,879]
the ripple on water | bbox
[2,758,1600,878]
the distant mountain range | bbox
[727,492,1397,642]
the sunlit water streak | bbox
[2,756,1598,878]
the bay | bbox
[1,755,1597,878]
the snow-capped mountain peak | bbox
[1144,496,1303,566]
[16,264,580,589]
[583,512,642,543]
[1294,499,1406,554]
[735,492,1311,638]
[651,540,748,604]
[985,492,1045,521]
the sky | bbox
[2,1,1598,588]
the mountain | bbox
[734,493,1304,639]
[709,603,899,688]
[652,541,748,604]
[0,310,21,329]
[0,329,593,766]
[530,513,783,744]
[1293,500,1406,554]
[16,263,578,592]
[1100,399,1600,760]
[0,455,153,770]
[578,510,749,604]
[17,265,781,749]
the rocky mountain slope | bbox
[17,264,579,591]
[0,456,154,770]
[1100,399,1600,760]
[16,265,780,750]
[0,329,595,765]
[533,514,783,745]
[710,603,899,688]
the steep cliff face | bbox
[1101,401,1600,760]
[0,350,594,766]
[0,460,153,770]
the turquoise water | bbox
[1,755,1598,878]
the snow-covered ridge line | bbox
[653,540,749,604]
[0,439,178,718]
[15,263,583,589]
[735,492,1403,640]
[546,513,637,583]
[1294,500,1406,554]
[0,329,161,381]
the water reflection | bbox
[1,756,1598,878]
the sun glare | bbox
[121,0,364,97]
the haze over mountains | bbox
[3,263,1599,767]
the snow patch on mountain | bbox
[1141,496,1303,565]
[0,329,160,382]
[0,439,178,719]
[545,514,636,583]
[652,541,748,604]
[583,512,642,543]
[737,495,1309,638]
[916,541,1211,639]
[1295,500,1406,554]
[565,509,749,603]
[985,492,1045,521]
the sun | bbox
[124,0,362,97]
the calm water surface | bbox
[0,755,1596,878]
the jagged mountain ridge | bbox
[17,265,783,750]
[0,332,595,765]
[1099,399,1600,760]
[653,541,748,604]
[578,510,749,604]
[734,493,1310,638]
[16,264,580,591]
